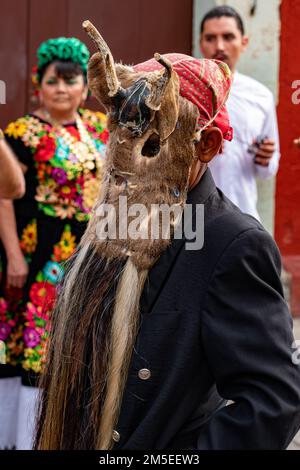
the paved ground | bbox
[288,318,300,450]
[294,318,300,341]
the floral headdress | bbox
[31,37,90,93]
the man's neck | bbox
[188,163,208,191]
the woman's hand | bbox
[6,250,29,288]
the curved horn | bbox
[147,53,179,142]
[154,53,173,76]
[83,20,120,97]
[145,53,174,110]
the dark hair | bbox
[200,6,245,36]
[38,59,87,84]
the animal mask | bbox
[35,21,232,451]
[82,21,232,270]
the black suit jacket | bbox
[113,169,300,450]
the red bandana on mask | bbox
[133,53,233,141]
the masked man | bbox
[34,22,300,450]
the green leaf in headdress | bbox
[37,37,90,75]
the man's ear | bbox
[195,127,223,163]
[241,35,249,52]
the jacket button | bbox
[112,430,120,443]
[138,368,151,380]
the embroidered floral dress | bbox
[0,109,107,382]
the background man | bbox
[199,5,280,220]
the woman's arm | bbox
[0,130,25,199]
[0,198,28,288]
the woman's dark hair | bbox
[38,59,87,84]
[200,6,245,36]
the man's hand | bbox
[254,139,276,167]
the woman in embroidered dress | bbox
[0,37,107,449]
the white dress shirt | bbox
[209,71,280,220]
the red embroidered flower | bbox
[99,129,109,144]
[59,184,77,201]
[35,135,56,162]
[65,125,80,140]
[0,298,8,315]
[29,281,56,311]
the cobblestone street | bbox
[294,318,300,342]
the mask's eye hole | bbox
[141,133,160,157]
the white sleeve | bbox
[254,93,280,180]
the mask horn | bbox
[147,53,180,142]
[83,20,121,99]
[145,53,174,110]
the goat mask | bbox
[35,21,232,450]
